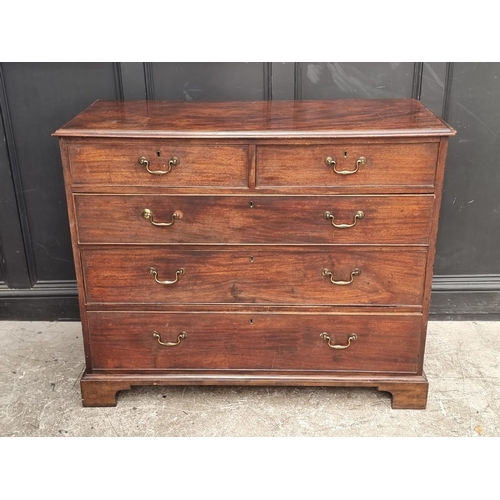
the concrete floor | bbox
[0,320,499,437]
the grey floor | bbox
[0,320,499,437]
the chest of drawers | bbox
[54,99,455,409]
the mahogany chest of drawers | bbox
[54,99,455,409]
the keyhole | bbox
[344,151,348,158]
[249,256,254,263]
[157,151,161,157]
[250,318,253,324]
[249,201,254,208]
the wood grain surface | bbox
[87,311,422,373]
[74,194,435,245]
[53,99,455,138]
[256,142,438,188]
[81,246,427,306]
[67,140,249,187]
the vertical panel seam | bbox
[263,62,273,101]
[113,63,125,100]
[144,63,155,101]
[294,62,303,100]
[441,62,454,121]
[412,62,424,100]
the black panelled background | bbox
[0,62,498,320]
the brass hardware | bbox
[148,267,185,285]
[322,267,360,285]
[326,155,366,175]
[325,156,336,168]
[138,156,179,175]
[324,210,364,228]
[142,208,182,227]
[152,330,187,347]
[319,332,357,350]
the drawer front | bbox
[75,194,434,245]
[256,143,438,188]
[82,247,427,306]
[88,311,421,373]
[68,141,249,187]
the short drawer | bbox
[74,194,434,245]
[256,143,439,188]
[67,140,249,187]
[82,246,427,306]
[88,311,422,373]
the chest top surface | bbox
[53,99,455,139]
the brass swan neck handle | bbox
[322,268,360,285]
[152,331,187,347]
[324,210,365,228]
[148,267,185,285]
[320,332,358,349]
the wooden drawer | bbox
[67,141,249,187]
[88,311,422,373]
[256,143,439,188]
[82,246,427,306]
[75,194,434,245]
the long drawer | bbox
[75,194,434,245]
[81,246,427,306]
[88,311,422,373]
[256,142,438,188]
[67,141,249,187]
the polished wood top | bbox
[53,99,455,139]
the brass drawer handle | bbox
[142,208,182,227]
[152,330,187,347]
[325,156,366,175]
[148,267,185,285]
[319,332,357,349]
[138,156,179,175]
[322,267,360,285]
[324,210,364,228]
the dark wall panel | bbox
[0,70,32,287]
[151,63,266,101]
[271,62,295,100]
[301,62,414,100]
[2,63,118,281]
[120,62,146,100]
[434,62,500,275]
[0,108,13,285]
[420,62,446,118]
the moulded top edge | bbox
[53,99,456,138]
